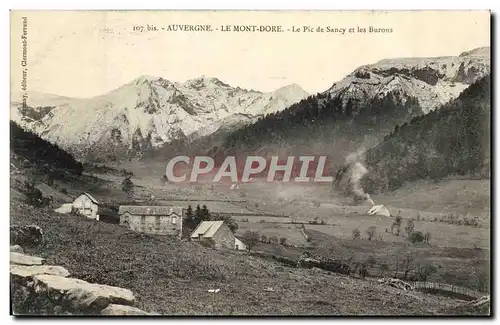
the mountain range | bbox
[11,47,490,165]
[11,76,308,161]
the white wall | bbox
[73,195,98,220]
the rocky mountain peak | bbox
[325,47,490,113]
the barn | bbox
[72,193,100,220]
[191,221,246,250]
[118,205,183,237]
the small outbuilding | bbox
[72,193,100,220]
[367,205,391,217]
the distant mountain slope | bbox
[10,121,83,175]
[326,47,490,114]
[10,76,308,162]
[360,74,490,194]
[206,47,490,168]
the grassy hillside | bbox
[11,200,467,315]
[361,75,490,193]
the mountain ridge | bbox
[11,76,309,162]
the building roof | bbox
[190,221,224,238]
[78,192,99,205]
[367,205,391,217]
[118,205,183,216]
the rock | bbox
[11,252,45,266]
[11,225,44,247]
[33,274,136,309]
[64,288,111,313]
[100,304,151,316]
[10,264,70,281]
[10,245,24,253]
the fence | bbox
[409,281,486,300]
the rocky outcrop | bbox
[101,304,152,316]
[10,245,151,316]
[10,265,70,280]
[325,47,490,114]
[11,252,45,266]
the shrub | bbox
[352,228,361,240]
[261,235,268,243]
[279,237,287,245]
[309,217,320,225]
[416,263,438,281]
[380,263,389,277]
[269,236,279,245]
[242,231,260,251]
[365,226,377,241]
[408,231,425,243]
[366,255,377,266]
[405,219,415,235]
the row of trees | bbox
[240,231,288,251]
[183,204,238,235]
[352,219,431,244]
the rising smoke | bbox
[335,150,375,205]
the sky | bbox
[10,10,490,98]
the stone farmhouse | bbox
[118,205,183,237]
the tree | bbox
[242,231,259,251]
[380,263,389,277]
[391,216,402,236]
[424,231,431,244]
[352,228,361,240]
[201,205,211,221]
[416,263,437,281]
[365,255,377,274]
[194,205,202,224]
[405,219,415,236]
[184,205,196,232]
[279,237,287,245]
[121,176,134,197]
[365,226,377,241]
[402,253,417,280]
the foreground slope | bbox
[11,200,463,315]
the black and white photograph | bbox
[9,10,491,316]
